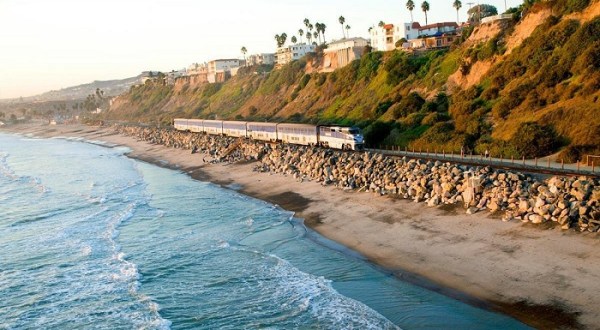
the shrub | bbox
[374,100,393,117]
[363,121,393,147]
[510,122,560,157]
[421,112,449,125]
[393,92,425,118]
[400,112,426,128]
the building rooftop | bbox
[419,22,459,30]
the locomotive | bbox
[174,118,364,150]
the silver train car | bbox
[174,118,364,150]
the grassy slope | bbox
[106,0,600,160]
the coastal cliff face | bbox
[106,0,600,160]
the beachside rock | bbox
[112,124,600,235]
[529,214,544,224]
[466,207,479,214]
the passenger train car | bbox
[173,118,364,150]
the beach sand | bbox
[7,122,600,329]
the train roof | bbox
[246,121,278,126]
[276,123,317,129]
[222,120,248,124]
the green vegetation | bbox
[105,0,600,160]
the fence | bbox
[370,145,598,177]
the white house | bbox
[323,37,369,70]
[207,59,242,83]
[247,53,275,66]
[369,22,421,51]
[275,43,315,67]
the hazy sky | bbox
[0,0,521,99]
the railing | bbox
[368,145,599,177]
[481,14,513,24]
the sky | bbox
[0,0,522,99]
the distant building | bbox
[481,14,513,25]
[166,69,187,85]
[207,59,242,83]
[323,37,369,71]
[247,53,275,66]
[418,22,459,37]
[275,43,316,67]
[187,63,208,75]
[369,22,421,51]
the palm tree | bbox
[453,0,462,23]
[298,29,304,43]
[315,23,322,43]
[421,1,430,25]
[291,36,297,44]
[304,18,310,29]
[406,0,415,22]
[306,31,312,44]
[345,25,351,38]
[378,20,385,28]
[339,16,346,38]
[280,33,287,47]
[313,31,319,45]
[240,46,247,65]
[274,34,280,47]
[368,26,373,33]
[320,23,327,43]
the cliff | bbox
[106,0,600,161]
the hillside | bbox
[106,0,600,161]
[1,75,141,103]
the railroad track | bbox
[366,148,599,178]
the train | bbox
[174,118,365,150]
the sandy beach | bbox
[6,122,600,329]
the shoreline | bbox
[5,123,600,329]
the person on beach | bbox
[485,149,489,159]
[461,146,465,158]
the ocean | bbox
[0,132,530,329]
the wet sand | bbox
[6,122,600,329]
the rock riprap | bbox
[114,124,600,233]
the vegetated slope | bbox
[106,0,600,161]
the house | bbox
[247,53,275,66]
[207,59,242,83]
[369,22,421,51]
[418,22,458,37]
[275,43,315,67]
[187,63,208,75]
[323,37,369,71]
[166,69,187,85]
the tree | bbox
[467,4,497,23]
[304,18,310,29]
[319,23,327,43]
[298,29,304,43]
[378,20,385,27]
[280,33,288,47]
[406,0,415,22]
[241,46,247,64]
[291,36,297,44]
[313,31,319,45]
[275,33,288,47]
[421,1,430,25]
[306,30,312,44]
[453,0,462,23]
[345,25,351,37]
[339,16,346,38]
